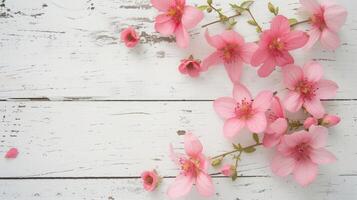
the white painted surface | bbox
[0,0,356,199]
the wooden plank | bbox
[0,101,355,177]
[0,0,356,100]
[0,175,356,200]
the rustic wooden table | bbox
[0,0,356,199]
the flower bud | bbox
[141,170,160,192]
[220,164,235,177]
[304,117,318,129]
[178,56,203,78]
[322,115,341,127]
[211,157,222,167]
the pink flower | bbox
[300,0,347,50]
[5,148,18,159]
[213,83,273,139]
[282,61,338,118]
[141,170,160,191]
[251,15,309,77]
[168,133,214,198]
[178,56,204,77]
[220,164,234,177]
[263,96,288,148]
[321,114,340,127]
[203,30,257,83]
[120,26,140,48]
[271,125,336,186]
[151,0,203,48]
[304,117,318,129]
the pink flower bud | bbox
[5,147,18,159]
[120,26,139,48]
[178,57,203,78]
[304,117,318,129]
[322,115,341,127]
[141,170,159,192]
[220,164,234,177]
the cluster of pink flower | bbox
[121,0,347,198]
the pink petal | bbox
[283,130,310,148]
[195,173,215,197]
[175,24,189,48]
[224,61,243,83]
[257,58,276,77]
[253,91,273,112]
[283,91,303,112]
[169,144,185,166]
[275,51,294,67]
[151,0,170,11]
[271,96,285,118]
[299,0,321,13]
[304,28,321,49]
[205,30,225,49]
[309,125,328,148]
[167,175,194,199]
[223,118,245,139]
[251,48,269,67]
[221,30,244,45]
[233,83,252,102]
[269,118,288,134]
[282,64,303,90]
[310,149,336,164]
[213,97,237,119]
[270,15,291,35]
[324,4,347,32]
[155,14,172,24]
[184,133,203,157]
[316,79,338,99]
[320,29,340,50]
[246,112,267,133]
[5,148,18,159]
[303,98,325,118]
[155,19,176,35]
[202,52,222,70]
[293,159,318,186]
[271,153,296,176]
[282,31,309,50]
[263,133,282,148]
[182,6,204,29]
[240,42,258,64]
[303,61,323,82]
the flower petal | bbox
[309,125,328,148]
[202,52,222,70]
[310,148,336,164]
[205,30,225,49]
[175,24,189,48]
[182,6,204,29]
[246,112,267,133]
[169,143,185,166]
[253,90,273,112]
[324,4,347,32]
[270,15,291,35]
[299,0,321,13]
[221,30,244,45]
[257,58,276,77]
[282,31,309,50]
[151,0,170,11]
[184,133,203,157]
[316,79,338,99]
[167,175,194,199]
[271,96,285,118]
[283,91,303,112]
[269,118,288,134]
[195,173,215,197]
[233,83,252,102]
[155,19,176,35]
[251,48,269,67]
[223,118,245,139]
[282,64,303,90]
[271,153,296,176]
[293,159,318,186]
[275,51,294,67]
[213,97,237,119]
[304,28,321,49]
[224,61,243,83]
[263,133,282,148]
[303,61,323,82]
[304,98,325,118]
[240,42,258,64]
[320,29,340,50]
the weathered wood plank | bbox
[0,0,356,100]
[0,175,356,200]
[0,101,355,177]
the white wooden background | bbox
[0,0,356,199]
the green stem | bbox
[201,13,241,28]
[246,9,262,32]
[210,142,262,160]
[290,19,310,27]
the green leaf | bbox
[268,2,275,13]
[197,5,209,11]
[256,27,262,33]
[252,133,260,144]
[211,158,222,167]
[240,0,254,9]
[207,0,212,5]
[288,18,298,25]
[233,143,242,151]
[243,146,256,153]
[247,19,257,26]
[230,4,245,13]
[206,7,212,13]
[231,170,238,181]
[274,6,279,15]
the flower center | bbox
[221,44,239,63]
[235,99,254,119]
[126,33,136,42]
[180,158,200,177]
[294,143,311,160]
[167,5,184,23]
[144,175,153,185]
[295,79,316,100]
[269,38,284,51]
[311,12,326,31]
